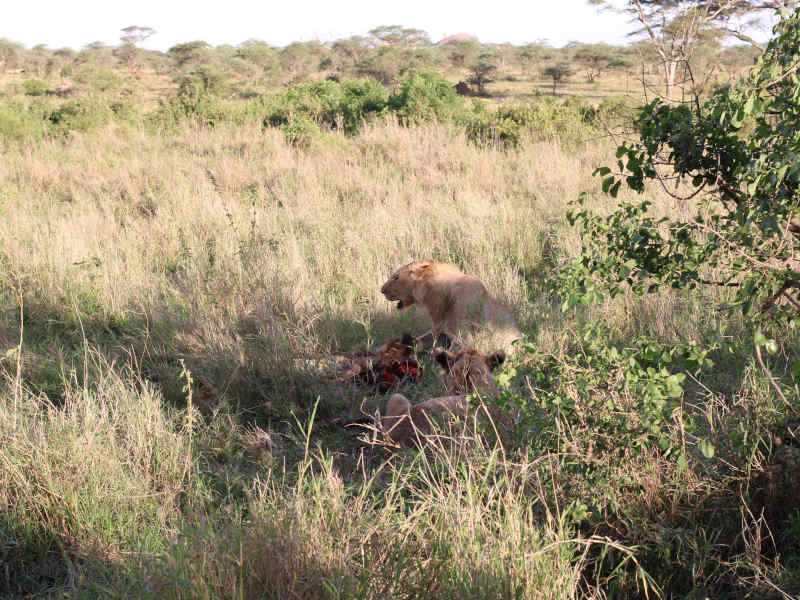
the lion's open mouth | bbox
[396,301,404,310]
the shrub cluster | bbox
[260,70,466,140]
[47,98,114,134]
[0,100,47,142]
[0,69,610,148]
[262,77,388,136]
[21,79,49,97]
[463,97,628,147]
[260,71,603,147]
[0,97,118,141]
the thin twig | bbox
[755,342,800,419]
[692,220,787,272]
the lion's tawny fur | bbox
[380,260,521,352]
[381,347,505,447]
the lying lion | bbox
[380,260,521,352]
[380,347,506,447]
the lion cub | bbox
[380,260,521,351]
[381,348,505,447]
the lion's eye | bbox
[392,274,398,281]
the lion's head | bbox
[434,347,505,395]
[380,260,433,310]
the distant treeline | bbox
[0,24,759,91]
[0,25,761,147]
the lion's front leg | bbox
[415,330,452,352]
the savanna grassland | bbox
[1,27,799,600]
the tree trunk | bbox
[665,59,678,101]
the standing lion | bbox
[380,260,521,352]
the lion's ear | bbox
[435,332,452,350]
[409,261,432,278]
[486,351,505,372]
[434,349,456,371]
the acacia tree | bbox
[118,26,155,71]
[279,41,330,82]
[542,63,574,95]
[357,46,440,84]
[609,54,636,90]
[573,43,616,81]
[515,42,553,75]
[467,53,497,95]
[330,36,374,72]
[442,39,480,69]
[588,0,799,99]
[368,26,431,46]
[236,40,279,76]
[564,8,800,338]
[0,40,22,73]
[120,25,155,46]
[168,41,210,69]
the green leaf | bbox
[595,166,611,177]
[665,375,683,398]
[676,453,688,476]
[699,439,715,459]
[743,95,755,115]
[792,360,800,380]
[754,331,768,346]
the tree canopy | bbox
[565,7,800,328]
[588,0,798,98]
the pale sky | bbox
[5,0,639,51]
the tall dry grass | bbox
[0,356,629,598]
[0,118,706,352]
[0,117,748,597]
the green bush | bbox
[501,327,712,456]
[262,78,388,135]
[496,325,789,595]
[146,68,251,129]
[387,70,465,125]
[110,101,140,124]
[262,72,463,135]
[73,67,122,92]
[146,97,251,130]
[280,114,322,148]
[0,101,46,142]
[174,68,226,118]
[563,95,629,126]
[464,100,592,148]
[564,8,800,329]
[22,79,49,97]
[337,78,389,134]
[47,98,113,133]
